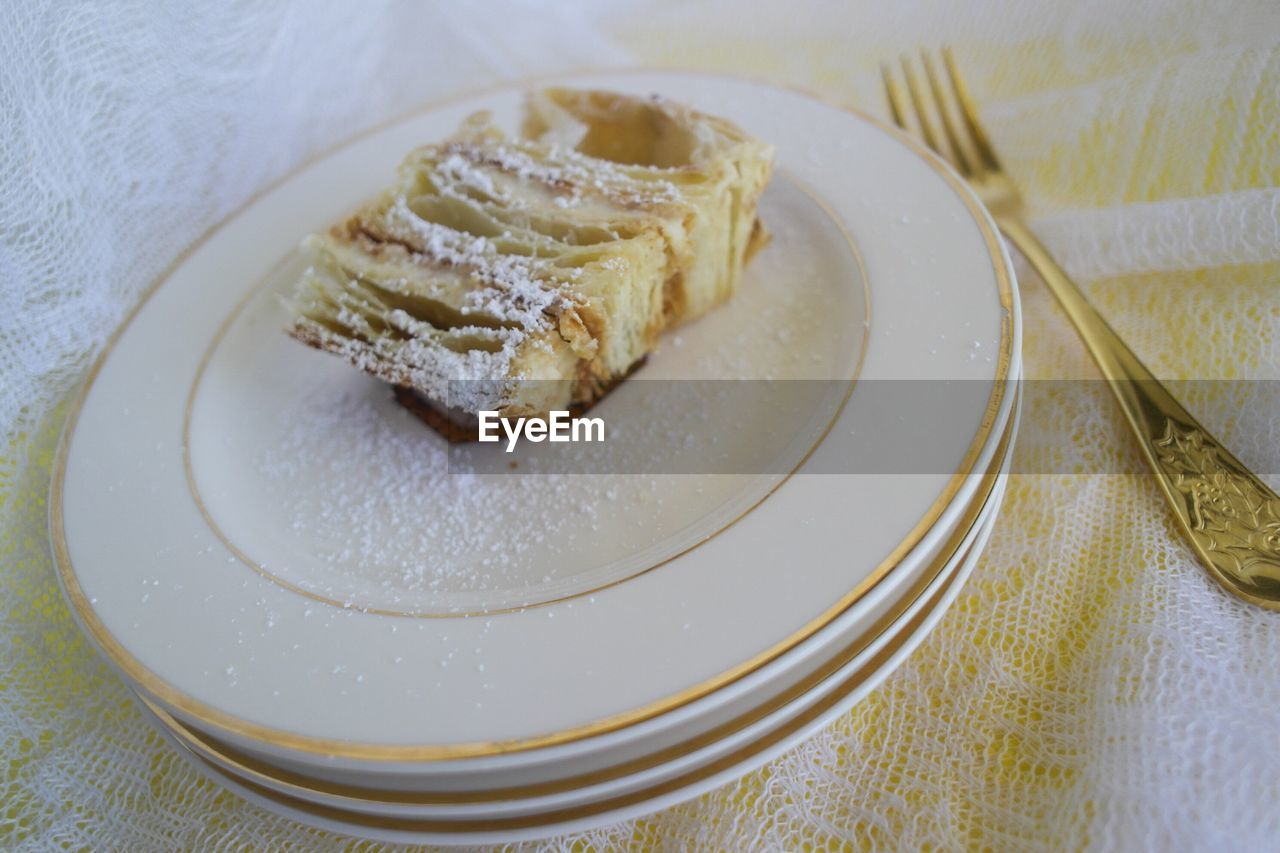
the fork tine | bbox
[921,51,976,177]
[941,46,1001,171]
[880,61,912,133]
[900,56,951,167]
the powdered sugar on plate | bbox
[251,380,730,614]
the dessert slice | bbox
[288,88,774,434]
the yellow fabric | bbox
[598,5,1280,850]
[4,1,1279,849]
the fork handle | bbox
[996,215,1280,609]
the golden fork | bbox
[882,49,1280,610]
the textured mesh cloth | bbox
[4,0,1280,849]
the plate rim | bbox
[50,67,1017,761]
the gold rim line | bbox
[152,515,989,836]
[180,170,871,619]
[50,67,1016,762]
[140,407,1011,808]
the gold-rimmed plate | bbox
[52,70,1018,770]
[134,396,1013,825]
[138,471,1007,844]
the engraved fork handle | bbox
[998,215,1280,610]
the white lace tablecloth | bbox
[4,1,1279,848]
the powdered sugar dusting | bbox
[383,197,569,328]
[294,307,526,414]
[443,142,684,210]
[251,383,736,614]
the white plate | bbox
[144,473,1005,845]
[137,396,1015,822]
[53,71,1016,764]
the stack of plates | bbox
[51,72,1021,845]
